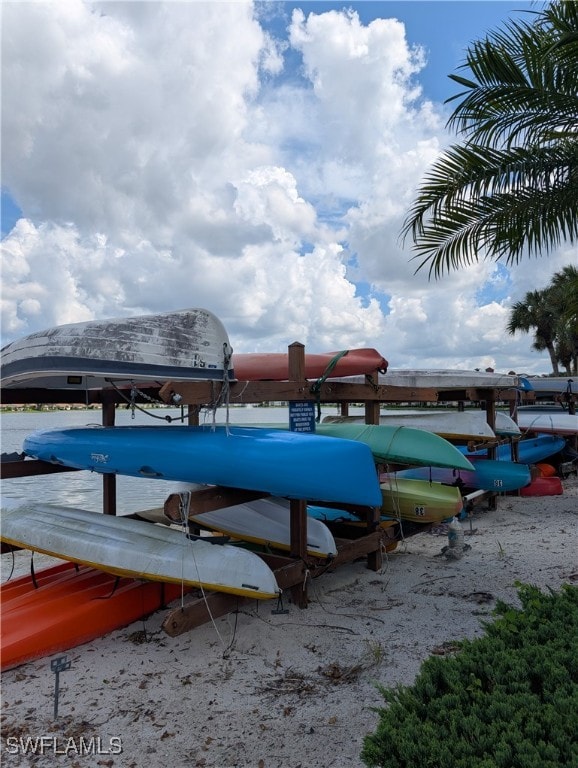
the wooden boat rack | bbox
[1,342,517,634]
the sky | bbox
[1,0,576,376]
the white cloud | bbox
[1,1,574,376]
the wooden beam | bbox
[162,592,249,637]
[164,487,270,519]
[0,459,79,479]
[159,379,444,406]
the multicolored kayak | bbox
[22,425,383,506]
[1,500,281,600]
[1,562,189,670]
[308,477,463,526]
[385,458,532,492]
[379,477,464,523]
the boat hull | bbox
[22,425,383,506]
[327,369,523,390]
[524,377,576,396]
[386,458,532,492]
[460,434,566,464]
[308,478,463,525]
[379,478,463,523]
[323,410,520,439]
[233,349,387,381]
[0,308,234,390]
[520,476,563,497]
[1,563,188,670]
[190,497,337,559]
[313,423,475,471]
[0,500,280,599]
[516,411,578,436]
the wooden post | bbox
[188,405,200,426]
[288,342,309,607]
[288,341,305,382]
[483,392,498,510]
[101,397,117,515]
[290,499,308,559]
[484,391,497,435]
[364,401,380,425]
[364,374,380,424]
[366,506,383,571]
[289,498,309,607]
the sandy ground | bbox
[1,476,577,768]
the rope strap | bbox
[310,350,349,422]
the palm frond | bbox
[403,1,578,277]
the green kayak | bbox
[312,423,475,470]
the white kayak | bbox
[0,500,280,600]
[516,409,577,436]
[189,497,337,559]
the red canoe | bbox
[1,562,189,670]
[233,348,388,381]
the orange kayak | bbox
[1,562,188,670]
[232,348,388,381]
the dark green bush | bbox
[362,584,578,768]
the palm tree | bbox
[402,1,578,277]
[549,264,578,373]
[506,289,560,374]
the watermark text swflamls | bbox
[4,735,122,756]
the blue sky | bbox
[2,1,573,374]
[263,2,531,100]
[0,3,533,233]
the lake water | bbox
[1,404,366,514]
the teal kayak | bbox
[387,458,532,492]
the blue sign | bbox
[289,401,316,432]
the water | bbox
[1,404,366,514]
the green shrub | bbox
[362,584,578,768]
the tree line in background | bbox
[403,1,577,375]
[507,265,578,375]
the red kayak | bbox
[520,476,563,497]
[1,562,189,670]
[233,348,388,381]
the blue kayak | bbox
[22,425,383,507]
[387,458,531,492]
[458,434,566,465]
